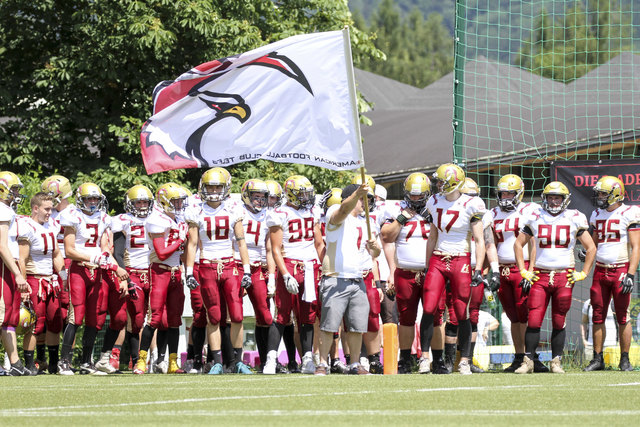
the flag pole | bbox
[342,26,372,240]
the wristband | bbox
[490,262,500,273]
[186,266,194,276]
[396,214,408,226]
[243,264,251,275]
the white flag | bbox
[140,30,362,174]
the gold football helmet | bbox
[265,180,284,208]
[41,175,72,206]
[542,181,571,215]
[76,183,106,214]
[0,171,24,209]
[124,185,154,218]
[156,182,189,214]
[403,172,430,211]
[351,174,376,195]
[319,188,342,214]
[199,168,230,202]
[496,174,524,212]
[433,163,465,195]
[592,176,624,209]
[284,175,315,210]
[459,178,480,197]
[16,302,36,336]
[241,179,269,213]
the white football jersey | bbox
[489,202,540,264]
[239,206,269,263]
[49,205,71,258]
[590,204,640,265]
[266,204,320,262]
[8,214,29,260]
[323,205,375,278]
[385,200,430,270]
[19,218,58,275]
[184,200,243,261]
[523,207,589,270]
[59,205,110,258]
[425,193,486,255]
[146,209,185,267]
[111,213,150,269]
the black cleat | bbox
[368,360,384,375]
[533,356,549,373]
[504,356,524,373]
[619,355,633,372]
[584,356,605,372]
[9,361,28,376]
[431,359,451,375]
[443,356,454,374]
[397,359,412,374]
[470,363,485,373]
[287,361,300,374]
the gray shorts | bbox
[319,276,370,333]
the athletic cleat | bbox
[443,355,454,374]
[550,356,565,374]
[397,359,412,374]
[79,362,108,376]
[96,352,117,374]
[503,356,524,373]
[348,363,371,375]
[286,361,300,374]
[418,356,431,374]
[514,356,534,374]
[189,360,203,374]
[359,357,370,372]
[431,359,450,375]
[533,355,549,373]
[9,361,28,376]
[235,361,254,374]
[619,354,633,372]
[58,359,74,376]
[368,360,384,375]
[155,360,168,374]
[331,359,348,374]
[458,359,472,375]
[584,356,605,372]
[208,363,224,375]
[0,365,8,376]
[35,359,49,374]
[168,354,185,374]
[300,354,315,374]
[109,348,121,370]
[133,358,147,375]
[314,363,329,376]
[263,351,277,375]
[25,363,39,376]
[183,359,194,373]
[470,363,485,374]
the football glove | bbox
[267,274,276,297]
[488,271,500,292]
[519,278,532,296]
[185,274,200,290]
[127,279,138,300]
[577,247,587,262]
[621,273,634,294]
[470,270,484,287]
[283,274,299,295]
[520,269,539,283]
[241,273,252,289]
[567,269,587,284]
[51,275,61,298]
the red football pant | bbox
[395,268,424,327]
[527,271,573,330]
[423,254,471,322]
[68,262,106,329]
[198,261,243,325]
[104,271,127,331]
[246,265,273,326]
[0,265,19,328]
[189,264,207,328]
[126,269,151,334]
[149,263,184,328]
[26,276,63,335]
[497,263,529,324]
[591,264,630,324]
[275,259,318,325]
[58,258,72,321]
[364,271,381,332]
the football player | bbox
[103,185,155,373]
[381,172,431,374]
[0,171,30,375]
[584,176,640,372]
[18,192,66,374]
[423,164,487,375]
[265,175,324,374]
[184,168,254,374]
[59,183,125,375]
[134,183,189,375]
[514,182,595,374]
[488,174,547,372]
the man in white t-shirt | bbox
[581,299,618,362]
[315,183,380,375]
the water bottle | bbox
[484,287,497,309]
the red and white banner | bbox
[140,30,362,174]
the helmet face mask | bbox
[157,183,188,215]
[241,179,269,213]
[16,302,36,336]
[496,174,524,212]
[433,164,465,195]
[199,168,230,203]
[591,176,624,209]
[541,182,571,215]
[76,183,106,214]
[319,188,342,214]
[41,175,72,207]
[0,171,24,210]
[125,185,154,218]
[284,175,315,210]
[403,172,430,211]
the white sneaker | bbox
[155,360,168,374]
[313,353,321,367]
[359,357,370,372]
[458,359,472,375]
[300,353,315,374]
[95,352,117,374]
[263,351,277,375]
[418,356,431,374]
[550,356,565,374]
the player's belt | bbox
[155,263,180,272]
[537,269,568,273]
[28,274,54,298]
[433,251,469,257]
[286,259,317,276]
[200,257,235,275]
[127,268,150,284]
[596,262,626,269]
[361,269,372,278]
[397,267,425,283]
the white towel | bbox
[302,261,316,302]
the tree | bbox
[0,0,383,208]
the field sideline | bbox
[1,371,640,426]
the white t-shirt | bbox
[489,202,540,264]
[582,299,617,347]
[475,310,498,349]
[18,217,58,275]
[385,200,430,270]
[266,204,320,262]
[589,204,640,265]
[425,193,486,254]
[111,213,150,269]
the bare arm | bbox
[314,223,325,262]
[63,227,92,263]
[471,219,486,274]
[0,222,26,290]
[234,220,250,266]
[577,230,596,276]
[514,232,532,272]
[185,224,199,269]
[627,228,640,274]
[425,223,438,268]
[269,226,288,276]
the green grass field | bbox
[1,371,640,426]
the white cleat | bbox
[458,359,472,375]
[300,353,316,374]
[263,351,277,375]
[418,356,431,374]
[95,352,117,374]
